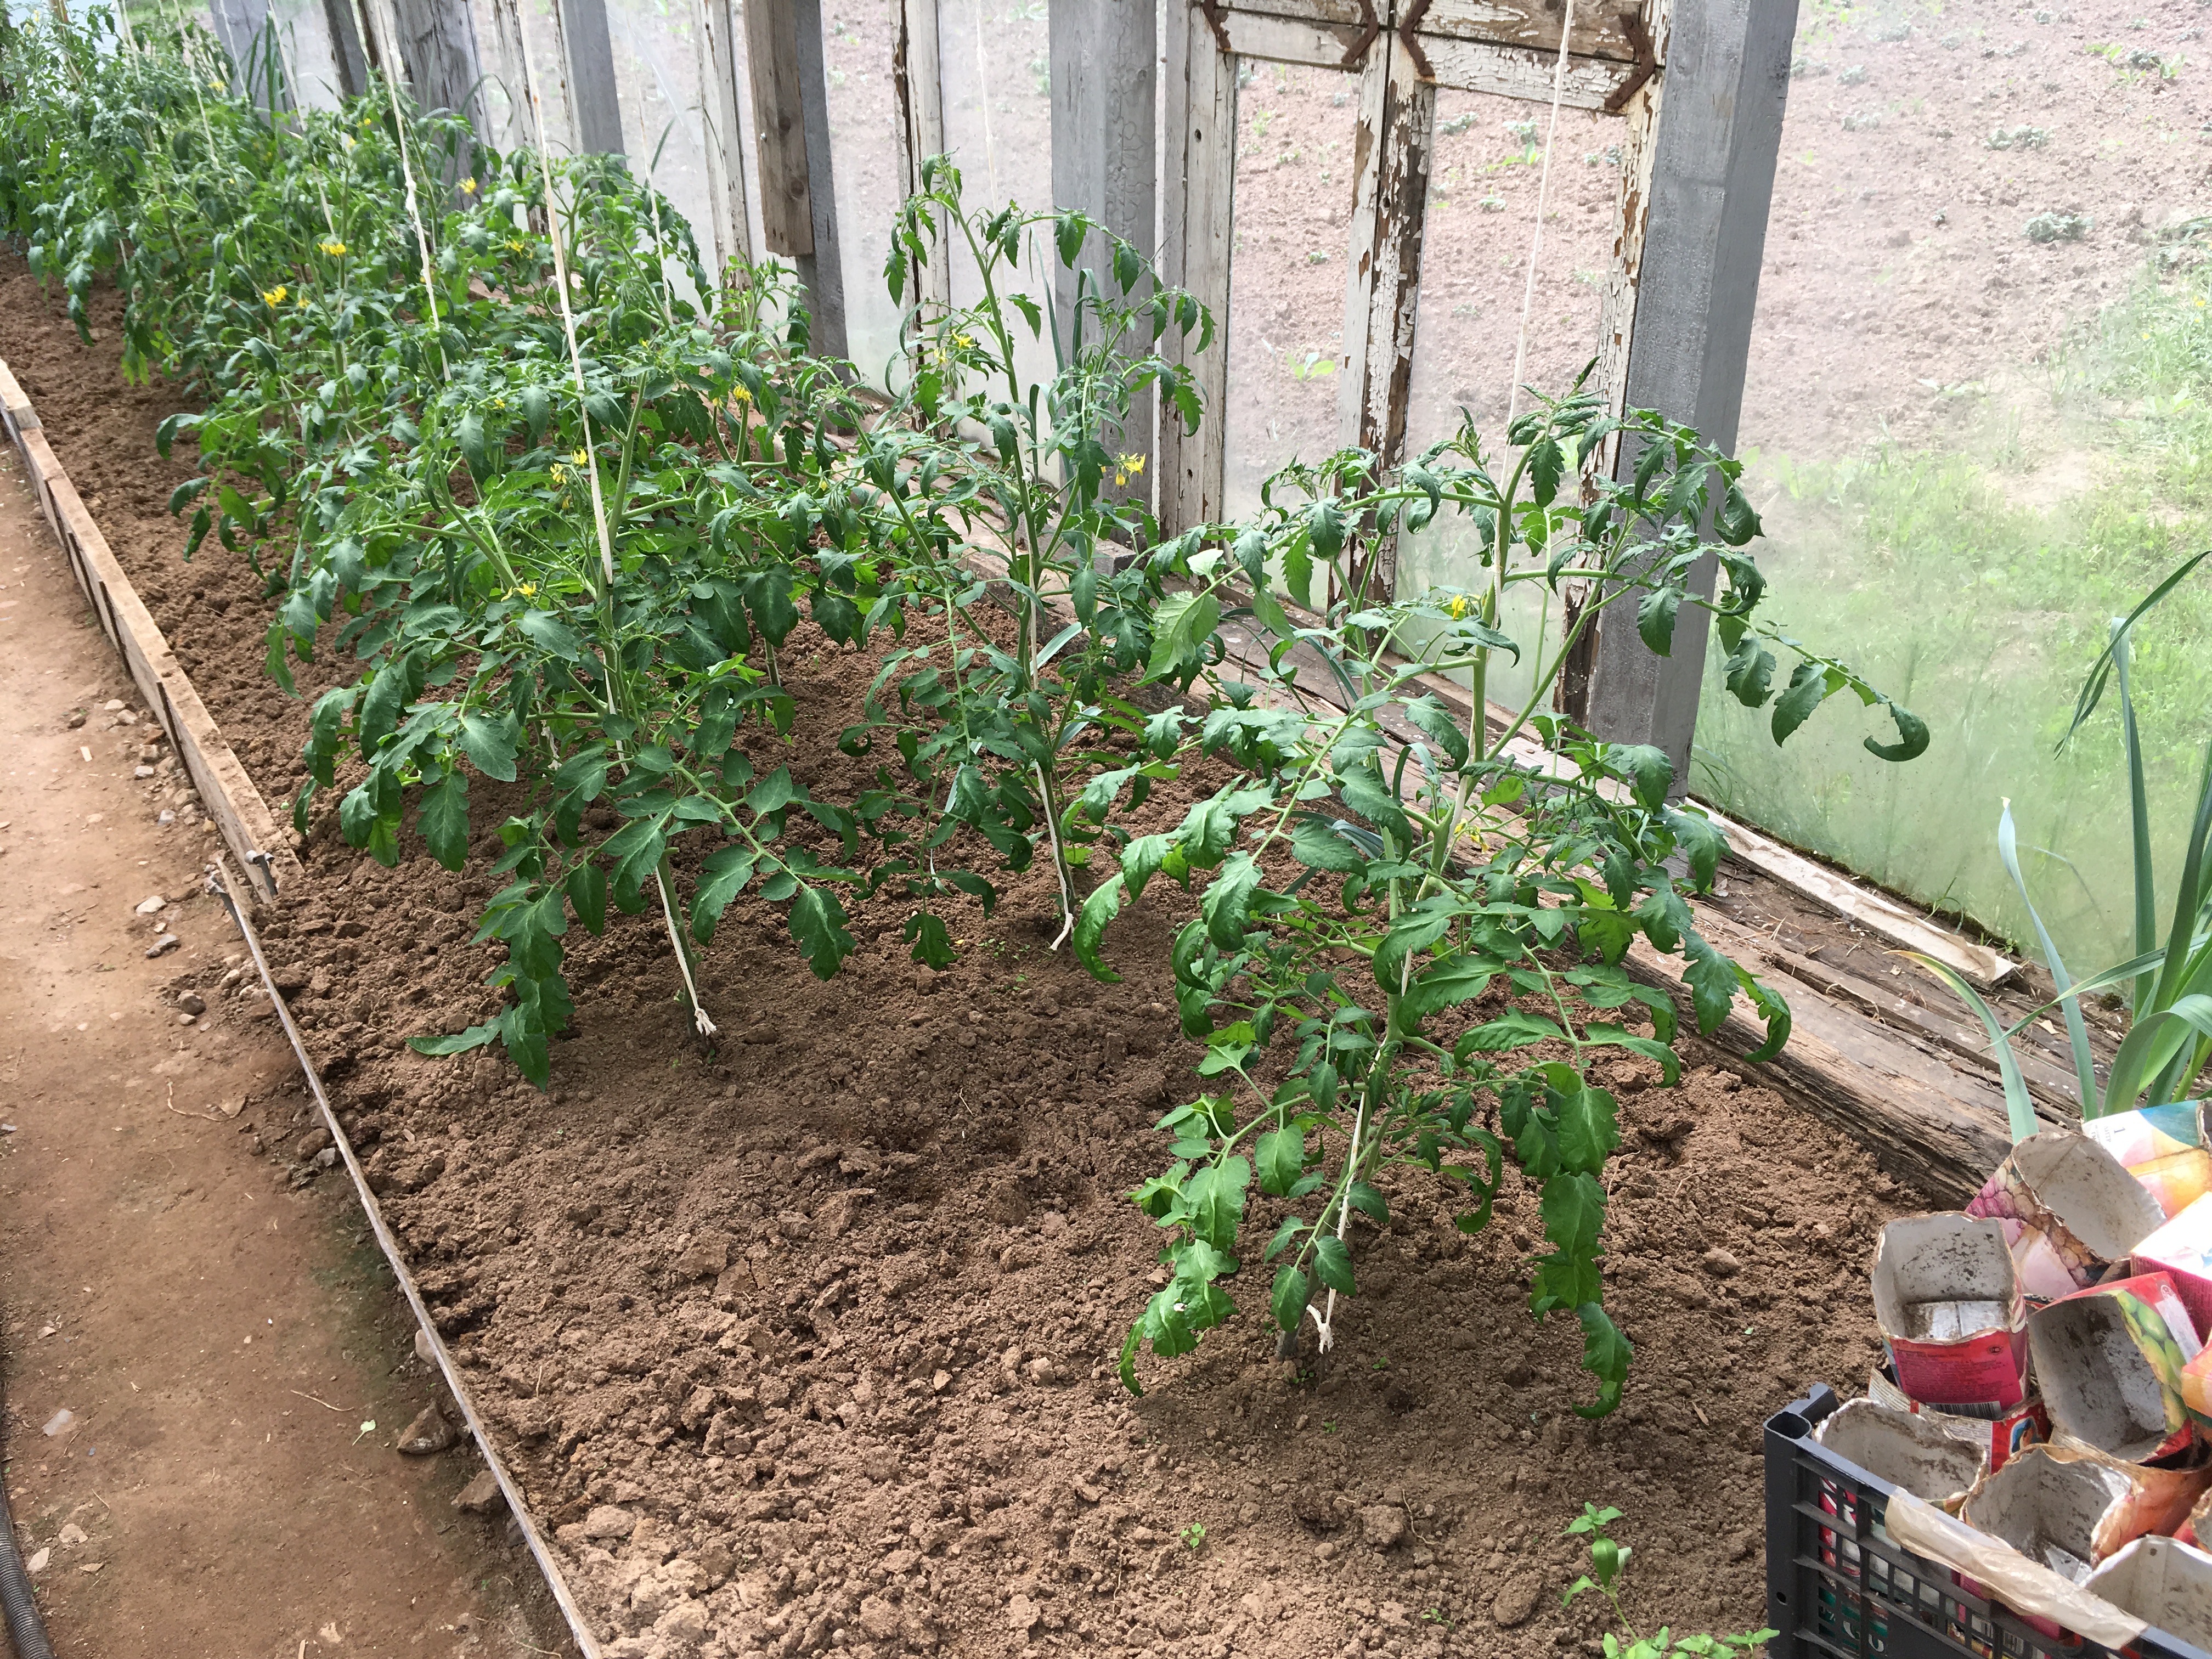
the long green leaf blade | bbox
[1908,952,2040,1143]
[1997,802,2098,1115]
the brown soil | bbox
[0,426,572,1655]
[0,266,1937,1659]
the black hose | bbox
[0,1311,56,1659]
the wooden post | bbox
[791,0,848,358]
[1158,0,1237,534]
[1049,0,1158,511]
[894,0,951,329]
[557,0,626,156]
[384,0,487,128]
[322,0,368,99]
[747,0,847,354]
[692,0,756,278]
[1582,0,1798,786]
[745,0,816,257]
[1338,28,1433,598]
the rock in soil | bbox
[453,1468,504,1515]
[395,1403,456,1456]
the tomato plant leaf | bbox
[460,712,518,782]
[690,847,757,941]
[1311,1233,1356,1295]
[788,883,855,979]
[1269,1263,1309,1334]
[418,769,470,871]
[1256,1125,1304,1197]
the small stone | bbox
[1493,1573,1542,1628]
[176,1012,196,1025]
[671,1235,729,1280]
[581,1504,636,1540]
[133,765,155,780]
[57,1523,87,1547]
[314,1146,338,1169]
[454,1469,504,1514]
[66,710,85,729]
[146,935,179,958]
[1007,1593,1041,1634]
[1359,1505,1409,1549]
[1701,1247,1742,1278]
[177,992,206,1016]
[396,1403,457,1455]
[133,894,166,914]
[859,1595,905,1642]
[24,1548,48,1575]
[296,1126,333,1161]
[415,1326,437,1364]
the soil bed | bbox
[0,267,1919,1659]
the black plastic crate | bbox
[1764,1384,2212,1659]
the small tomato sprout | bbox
[1564,1506,1776,1658]
[1178,1523,1207,1551]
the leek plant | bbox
[1915,550,2212,1138]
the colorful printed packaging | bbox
[1967,1130,2168,1300]
[1960,1443,2212,1584]
[1869,1367,2047,1475]
[1815,1397,1986,1511]
[2029,1271,2205,1463]
[1870,1214,2031,1412]
[2135,1193,2212,1345]
[2085,1102,2212,1220]
[2083,1534,2212,1652]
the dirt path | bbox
[0,443,573,1657]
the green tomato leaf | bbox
[1312,1233,1356,1295]
[418,769,470,871]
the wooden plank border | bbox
[0,358,300,908]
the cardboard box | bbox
[1968,1130,2168,1300]
[2084,1534,2212,1651]
[2086,1102,2212,1220]
[2136,1193,2212,1345]
[1816,1397,1985,1510]
[2030,1271,2204,1463]
[1960,1444,2211,1583]
[1870,1214,2031,1412]
[1869,1367,2047,1475]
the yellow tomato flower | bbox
[460,177,478,195]
[1444,594,1472,619]
[1118,452,1146,476]
[550,463,570,483]
[506,238,526,253]
[340,133,356,151]
[514,582,537,597]
[570,449,590,467]
[262,284,287,306]
[318,239,347,257]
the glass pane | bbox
[1220,59,1360,517]
[1693,3,2212,971]
[1393,88,1618,713]
[820,0,904,382]
[937,0,1052,393]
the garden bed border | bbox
[0,358,600,1659]
[0,356,295,905]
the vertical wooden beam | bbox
[322,0,368,99]
[558,0,625,155]
[1049,0,1158,510]
[1338,27,1433,598]
[387,0,487,127]
[792,0,849,357]
[1583,0,1797,785]
[745,0,817,258]
[1158,0,1237,534]
[894,0,952,328]
[692,0,755,276]
[488,0,580,154]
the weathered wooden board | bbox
[0,360,299,906]
[744,0,817,257]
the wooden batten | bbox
[0,359,299,906]
[744,0,817,258]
